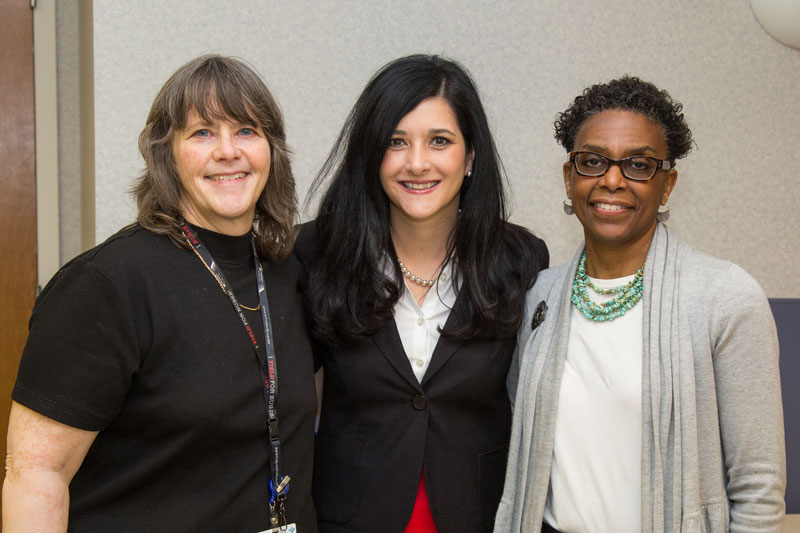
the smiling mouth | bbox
[593,202,629,211]
[206,172,248,181]
[402,181,438,191]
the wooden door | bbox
[0,0,37,513]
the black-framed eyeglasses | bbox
[569,151,672,181]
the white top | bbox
[544,274,643,533]
[394,261,457,382]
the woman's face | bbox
[379,97,474,229]
[564,109,677,251]
[173,108,270,236]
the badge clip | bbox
[269,475,291,504]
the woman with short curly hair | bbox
[495,76,785,532]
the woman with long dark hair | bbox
[295,54,548,532]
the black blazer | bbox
[295,222,542,532]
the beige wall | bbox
[56,0,82,262]
[60,0,800,296]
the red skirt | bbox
[403,469,438,533]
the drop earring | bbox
[563,199,574,215]
[657,206,670,222]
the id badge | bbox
[258,524,297,533]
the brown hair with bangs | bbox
[133,54,296,260]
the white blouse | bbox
[544,273,643,533]
[393,261,457,382]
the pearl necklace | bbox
[571,251,643,321]
[398,260,436,287]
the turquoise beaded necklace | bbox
[571,251,644,321]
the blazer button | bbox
[411,394,427,410]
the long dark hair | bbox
[134,54,297,260]
[305,54,547,346]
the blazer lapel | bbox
[372,316,423,391]
[420,291,468,386]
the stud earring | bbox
[563,199,574,215]
[465,170,472,178]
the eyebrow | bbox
[184,118,211,127]
[391,128,457,136]
[579,143,658,156]
[183,118,261,132]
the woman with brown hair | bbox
[3,54,317,532]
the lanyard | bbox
[180,222,289,527]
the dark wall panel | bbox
[771,299,800,513]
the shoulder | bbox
[678,244,766,302]
[264,248,305,287]
[39,225,171,297]
[537,262,572,282]
[500,222,548,258]
[675,242,772,331]
[530,262,571,298]
[494,222,550,285]
[79,224,176,268]
[519,262,572,332]
[524,262,570,310]
[292,220,318,272]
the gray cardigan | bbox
[494,224,785,532]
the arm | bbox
[711,265,785,531]
[507,264,558,411]
[508,289,547,411]
[507,301,536,411]
[506,333,523,412]
[315,367,324,423]
[3,402,98,532]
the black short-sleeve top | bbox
[13,225,317,532]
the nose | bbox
[597,162,627,191]
[213,129,241,161]
[405,144,430,175]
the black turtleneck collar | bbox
[189,224,253,266]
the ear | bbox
[563,161,573,198]
[661,168,678,205]
[465,148,475,174]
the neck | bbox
[180,209,253,237]
[390,210,455,270]
[583,226,655,279]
